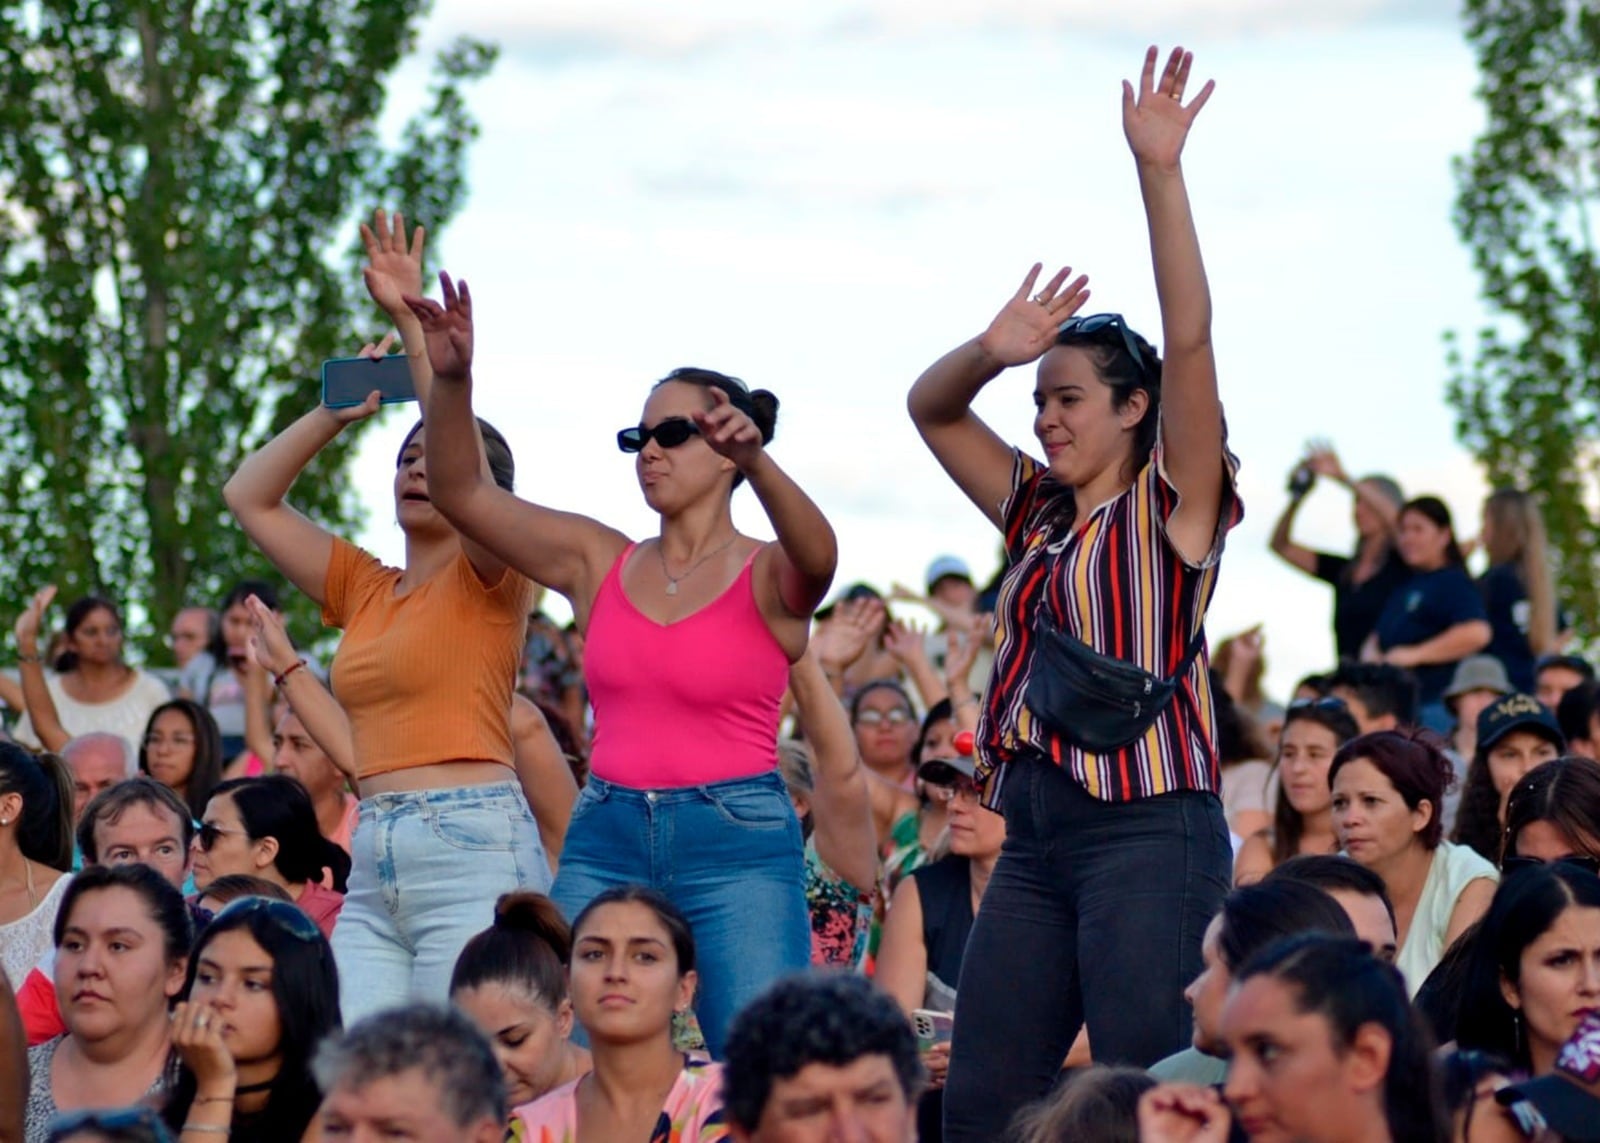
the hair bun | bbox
[749,389,779,443]
[492,892,573,961]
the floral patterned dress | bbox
[513,1058,728,1143]
[805,838,875,968]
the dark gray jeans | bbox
[943,754,1230,1142]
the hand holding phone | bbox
[322,353,417,410]
[912,1009,954,1053]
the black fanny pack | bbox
[1023,620,1206,753]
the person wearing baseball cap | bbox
[1453,693,1566,864]
[1445,655,1513,757]
[924,555,974,605]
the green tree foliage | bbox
[1448,0,1600,628]
[0,1,495,657]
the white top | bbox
[0,873,72,988]
[1221,758,1275,832]
[11,671,171,753]
[1395,840,1498,997]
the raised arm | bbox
[13,587,69,752]
[246,597,357,787]
[1306,443,1400,535]
[693,386,838,618]
[404,276,628,623]
[1124,46,1224,564]
[789,649,878,894]
[907,266,1090,529]
[222,344,389,606]
[362,211,511,586]
[1269,490,1319,575]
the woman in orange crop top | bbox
[403,274,838,1056]
[222,212,576,1023]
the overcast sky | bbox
[345,0,1490,700]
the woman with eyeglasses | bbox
[905,48,1238,1139]
[877,753,1007,1138]
[135,701,224,825]
[1503,757,1600,874]
[10,592,171,755]
[1330,730,1498,996]
[1453,864,1600,1082]
[407,279,835,1056]
[25,865,190,1143]
[190,777,349,939]
[163,895,341,1143]
[1234,700,1361,886]
[223,212,554,1022]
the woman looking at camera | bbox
[223,211,550,1022]
[906,48,1237,1139]
[408,269,837,1054]
[163,895,341,1143]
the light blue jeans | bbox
[551,771,810,1056]
[334,781,550,1024]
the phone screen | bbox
[321,355,417,409]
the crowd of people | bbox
[2,44,1600,1143]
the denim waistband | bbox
[583,769,785,805]
[358,780,526,820]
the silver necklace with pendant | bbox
[658,535,739,595]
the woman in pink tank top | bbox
[405,275,838,1055]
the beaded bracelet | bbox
[273,661,308,689]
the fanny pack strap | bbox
[1168,625,1207,687]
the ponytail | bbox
[0,743,74,872]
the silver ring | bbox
[1032,294,1049,305]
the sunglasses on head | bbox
[1289,697,1350,714]
[47,1105,176,1141]
[213,895,322,942]
[1502,853,1600,878]
[1057,313,1150,380]
[617,417,700,454]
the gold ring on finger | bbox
[1032,294,1050,305]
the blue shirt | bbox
[1375,566,1488,706]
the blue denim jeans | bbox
[333,781,550,1024]
[551,771,810,1056]
[943,755,1231,1143]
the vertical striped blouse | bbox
[977,442,1242,808]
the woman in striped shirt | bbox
[907,47,1240,1142]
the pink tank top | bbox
[585,543,789,788]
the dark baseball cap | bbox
[1477,692,1565,754]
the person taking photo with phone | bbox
[906,47,1239,1141]
[404,269,838,1055]
[223,211,551,1022]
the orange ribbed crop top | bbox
[322,539,533,778]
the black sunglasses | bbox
[1057,313,1150,380]
[1502,853,1600,878]
[617,417,700,454]
[195,822,247,852]
[213,895,323,942]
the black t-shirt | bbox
[1375,566,1489,705]
[1480,562,1572,693]
[1313,548,1413,661]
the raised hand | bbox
[977,264,1091,368]
[402,272,474,384]
[692,386,764,473]
[884,619,930,667]
[943,616,986,686]
[1122,46,1215,172]
[246,595,299,677]
[812,598,882,674]
[361,208,426,318]
[1304,440,1347,483]
[13,585,57,654]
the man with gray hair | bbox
[60,732,135,825]
[313,1005,506,1142]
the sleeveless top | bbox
[0,873,71,989]
[1395,840,1498,997]
[585,544,788,788]
[513,1057,728,1142]
[912,855,975,1011]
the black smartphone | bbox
[321,354,417,409]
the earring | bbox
[1513,1008,1525,1059]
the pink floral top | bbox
[513,1058,728,1143]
